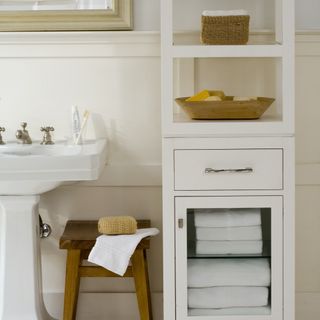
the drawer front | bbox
[174,149,283,190]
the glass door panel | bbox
[175,196,283,319]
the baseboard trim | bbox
[44,291,320,319]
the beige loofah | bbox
[98,216,137,235]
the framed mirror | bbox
[0,0,132,31]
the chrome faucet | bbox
[16,122,32,144]
[40,126,54,145]
[0,127,5,145]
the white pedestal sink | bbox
[0,139,107,320]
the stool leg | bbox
[63,249,81,320]
[131,249,153,320]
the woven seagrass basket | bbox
[201,15,250,45]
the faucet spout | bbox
[16,122,32,144]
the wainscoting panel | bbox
[0,31,319,319]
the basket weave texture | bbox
[201,15,250,45]
[98,216,137,235]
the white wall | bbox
[0,33,163,318]
[295,34,320,319]
[295,0,320,29]
[0,1,319,317]
[1,32,320,320]
[134,0,320,30]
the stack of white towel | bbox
[194,208,263,255]
[188,258,271,315]
[188,209,269,315]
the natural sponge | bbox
[98,216,137,235]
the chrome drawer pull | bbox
[205,167,253,174]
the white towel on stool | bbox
[196,226,262,241]
[88,228,159,276]
[194,209,261,227]
[188,286,269,309]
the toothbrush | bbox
[75,110,90,145]
[72,105,81,144]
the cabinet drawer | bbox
[174,149,283,190]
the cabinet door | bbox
[175,196,283,320]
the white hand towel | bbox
[88,228,159,276]
[194,208,261,227]
[196,240,263,255]
[202,10,248,17]
[188,258,270,287]
[188,306,271,316]
[196,226,262,241]
[188,287,269,309]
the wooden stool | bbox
[59,220,153,320]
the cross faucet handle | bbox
[40,126,54,133]
[40,126,55,145]
[21,122,28,130]
[0,127,5,145]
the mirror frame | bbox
[0,0,132,31]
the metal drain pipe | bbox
[39,215,52,238]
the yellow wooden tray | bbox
[175,96,275,120]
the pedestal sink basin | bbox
[0,139,107,320]
[0,139,107,195]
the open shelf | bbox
[162,50,294,136]
[172,0,279,41]
[171,32,283,58]
[173,112,282,124]
[171,113,285,133]
[169,113,285,136]
[161,0,294,137]
[164,122,288,137]
[163,55,292,136]
[172,43,284,58]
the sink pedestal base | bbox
[0,195,55,320]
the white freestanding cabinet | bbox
[161,1,295,320]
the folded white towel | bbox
[196,240,263,255]
[188,287,269,309]
[196,226,262,241]
[194,208,261,228]
[88,228,159,276]
[188,258,270,287]
[188,306,271,316]
[202,10,249,17]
